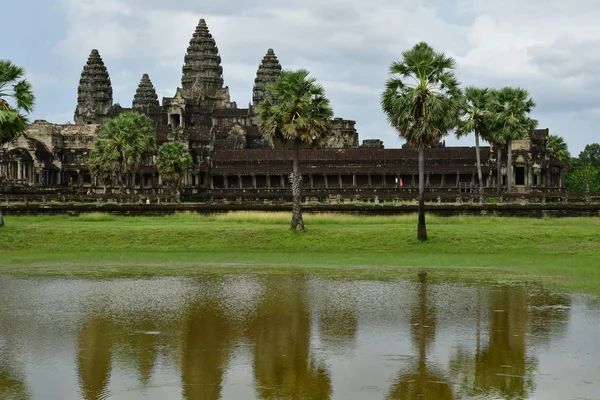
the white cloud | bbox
[43,0,600,154]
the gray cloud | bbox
[12,0,600,154]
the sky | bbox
[2,0,599,155]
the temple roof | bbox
[252,48,282,106]
[132,73,159,109]
[77,49,112,107]
[181,19,224,95]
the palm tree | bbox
[456,87,493,198]
[546,134,571,188]
[155,141,192,200]
[258,69,334,231]
[381,42,463,241]
[0,60,35,227]
[489,87,537,193]
[88,111,155,193]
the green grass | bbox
[1,212,600,296]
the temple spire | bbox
[74,49,113,125]
[252,48,282,106]
[181,18,224,97]
[132,73,159,109]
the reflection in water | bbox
[387,278,453,399]
[181,296,234,400]
[76,315,113,400]
[473,288,536,399]
[0,275,596,399]
[251,276,331,400]
[0,363,30,400]
[449,286,568,399]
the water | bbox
[0,274,598,399]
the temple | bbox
[0,18,565,198]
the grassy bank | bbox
[1,212,599,296]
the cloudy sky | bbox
[3,0,599,154]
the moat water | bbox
[0,274,599,400]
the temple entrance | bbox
[515,166,525,185]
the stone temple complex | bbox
[0,18,565,198]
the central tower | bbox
[181,19,224,98]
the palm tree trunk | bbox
[475,133,484,198]
[0,208,4,227]
[507,138,513,193]
[417,149,427,241]
[496,146,502,195]
[291,142,304,231]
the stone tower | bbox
[74,49,113,125]
[252,48,282,106]
[181,19,224,98]
[132,73,159,110]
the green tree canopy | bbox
[546,134,571,167]
[381,41,463,241]
[258,69,334,231]
[575,143,600,169]
[0,60,35,227]
[0,60,35,145]
[88,111,155,190]
[456,87,493,196]
[155,141,192,198]
[488,87,537,193]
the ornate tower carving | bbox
[181,19,224,98]
[132,73,159,110]
[252,48,282,106]
[74,49,113,125]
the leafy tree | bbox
[575,143,600,169]
[456,87,493,197]
[258,69,334,231]
[488,87,537,193]
[0,60,35,227]
[155,141,192,200]
[381,42,463,241]
[89,111,155,193]
[565,164,600,193]
[546,134,571,167]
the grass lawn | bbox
[1,212,599,296]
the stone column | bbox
[338,175,343,188]
[441,173,445,188]
[352,174,357,188]
[266,174,271,189]
[411,174,416,188]
[382,173,386,188]
[324,174,328,189]
[224,175,229,188]
[368,174,372,188]
[280,175,285,188]
[309,175,314,189]
[456,172,460,188]
[426,173,430,188]
[238,174,242,189]
[17,161,22,180]
[252,174,257,189]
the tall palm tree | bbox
[381,42,463,241]
[546,134,571,188]
[89,111,155,193]
[0,60,35,227]
[489,87,537,193]
[456,87,493,197]
[258,69,334,231]
[155,141,192,200]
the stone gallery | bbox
[0,19,565,196]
